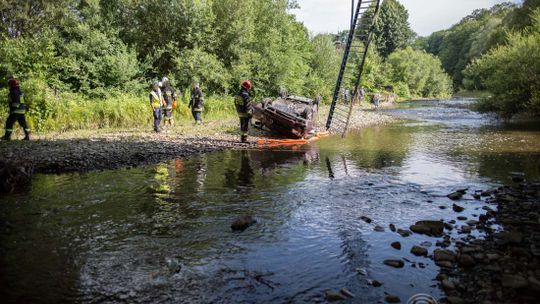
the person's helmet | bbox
[153,81,160,89]
[161,76,169,83]
[8,78,19,88]
[158,81,163,87]
[242,80,252,90]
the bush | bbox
[465,9,540,118]
[387,47,453,99]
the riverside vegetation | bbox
[0,0,451,134]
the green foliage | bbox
[465,9,540,118]
[387,47,452,98]
[369,0,415,58]
[423,3,516,86]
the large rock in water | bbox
[410,220,444,236]
[0,160,33,194]
[231,215,257,231]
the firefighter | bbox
[150,81,164,132]
[160,77,177,129]
[234,80,252,143]
[2,78,31,141]
[189,83,204,124]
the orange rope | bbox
[256,131,329,148]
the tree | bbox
[370,0,414,58]
[387,47,452,98]
[465,9,540,118]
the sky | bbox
[293,0,522,36]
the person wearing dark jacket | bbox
[189,83,204,124]
[235,80,252,143]
[2,78,30,141]
[160,77,177,129]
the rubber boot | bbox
[24,131,31,141]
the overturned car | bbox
[252,94,321,139]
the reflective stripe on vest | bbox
[10,94,26,114]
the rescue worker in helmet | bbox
[160,77,177,129]
[189,83,204,124]
[234,80,252,143]
[2,78,31,141]
[149,81,164,133]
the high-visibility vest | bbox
[150,91,163,108]
[9,92,26,114]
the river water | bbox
[1,100,539,303]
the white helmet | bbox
[161,76,169,83]
[158,81,163,87]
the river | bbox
[1,99,539,303]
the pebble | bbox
[325,291,347,301]
[391,242,401,250]
[383,259,404,268]
[397,229,412,237]
[442,279,456,290]
[458,254,475,268]
[384,295,401,303]
[411,246,428,256]
[389,223,396,232]
[340,288,354,298]
[360,216,372,223]
[231,215,256,231]
[374,225,385,232]
[447,191,464,200]
[410,220,444,236]
[452,204,465,212]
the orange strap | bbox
[256,132,329,148]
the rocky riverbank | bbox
[433,182,540,304]
[0,110,395,175]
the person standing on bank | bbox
[189,83,204,124]
[149,81,164,133]
[234,80,252,143]
[160,77,177,129]
[2,78,31,141]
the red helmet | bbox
[242,80,252,90]
[8,78,19,88]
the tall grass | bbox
[0,87,238,133]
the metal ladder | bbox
[326,0,382,137]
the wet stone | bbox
[442,279,456,290]
[447,191,464,200]
[385,295,401,303]
[374,225,385,232]
[367,279,383,287]
[360,216,372,224]
[397,229,412,237]
[410,220,444,236]
[391,241,402,250]
[231,215,256,231]
[340,288,354,298]
[458,254,475,268]
[389,223,396,232]
[411,245,428,256]
[325,291,347,301]
[383,259,404,268]
[452,204,465,212]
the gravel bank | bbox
[0,109,395,174]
